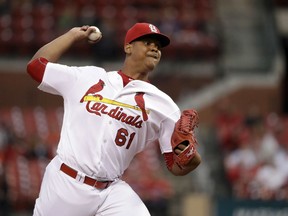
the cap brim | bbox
[132,33,170,48]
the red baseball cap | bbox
[124,23,170,48]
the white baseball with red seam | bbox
[88,26,102,43]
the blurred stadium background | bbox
[0,0,288,215]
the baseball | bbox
[88,26,102,43]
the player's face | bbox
[130,38,162,71]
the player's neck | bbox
[122,70,149,82]
[121,64,150,82]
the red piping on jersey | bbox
[117,70,134,87]
[26,57,48,83]
[117,70,150,86]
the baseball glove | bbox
[171,109,199,168]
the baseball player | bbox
[26,22,201,216]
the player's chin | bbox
[146,63,157,71]
[146,58,159,70]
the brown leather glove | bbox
[171,109,199,168]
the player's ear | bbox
[124,43,132,54]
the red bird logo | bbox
[80,79,105,103]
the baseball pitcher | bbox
[26,22,201,216]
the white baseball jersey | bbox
[38,63,180,181]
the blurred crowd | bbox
[0,0,220,60]
[0,0,287,215]
[215,100,288,200]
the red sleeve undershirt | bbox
[26,57,48,83]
